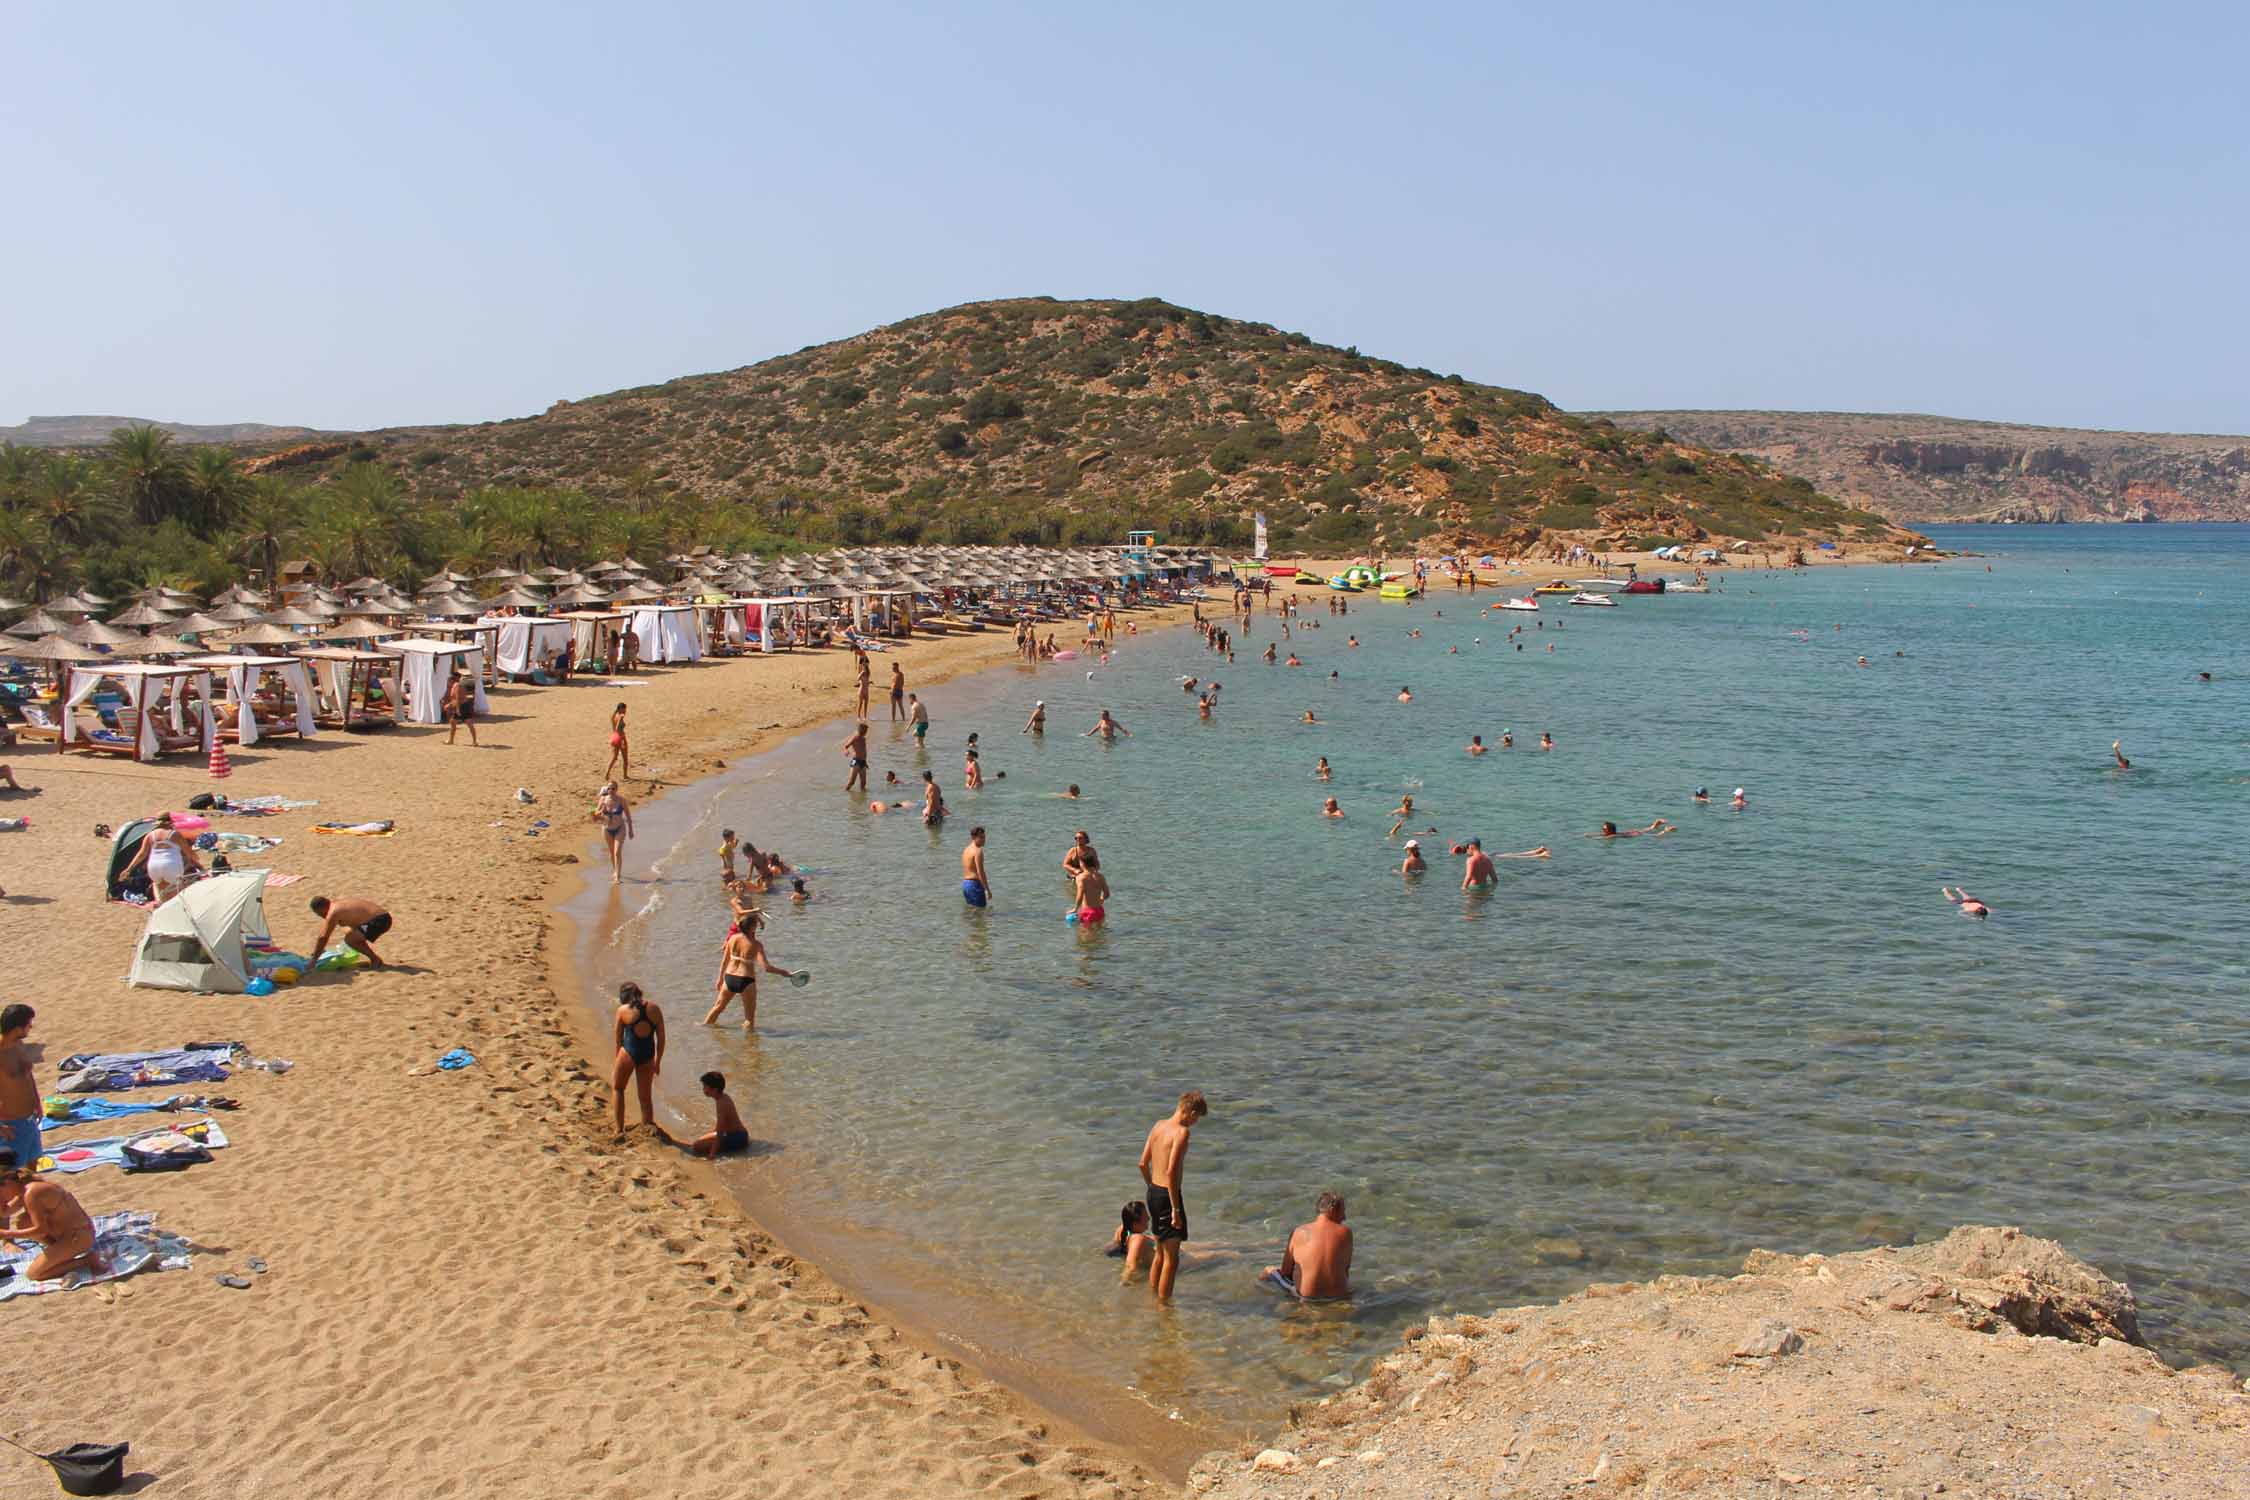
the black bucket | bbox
[30,1442,127,1496]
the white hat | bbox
[1734,787,1745,796]
[1404,838,1420,849]
[1035,699,1044,706]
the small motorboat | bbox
[1666,582,1709,594]
[1570,578,1628,591]
[1534,582,1575,595]
[1496,596,1539,612]
[1568,591,1618,607]
[1623,578,1665,595]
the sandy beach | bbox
[1,616,1191,1499]
[0,547,1972,1496]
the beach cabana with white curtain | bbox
[478,615,573,678]
[380,638,491,724]
[417,620,502,683]
[59,663,217,761]
[558,610,629,669]
[184,654,319,745]
[628,604,703,663]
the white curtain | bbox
[225,662,261,747]
[463,651,489,712]
[278,661,318,736]
[59,669,107,749]
[189,670,215,755]
[394,649,443,724]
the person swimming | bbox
[1401,839,1425,875]
[1593,820,1672,838]
[1942,885,1990,918]
[1322,797,1344,818]
[1314,756,1331,780]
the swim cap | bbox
[1734,788,1745,796]
[1696,788,1707,797]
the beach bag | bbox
[0,1435,128,1496]
[120,1127,213,1173]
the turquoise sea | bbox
[574,524,2249,1447]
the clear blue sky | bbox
[8,2,2245,433]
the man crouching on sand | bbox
[1137,1090,1207,1302]
[310,895,391,967]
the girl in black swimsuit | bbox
[610,981,664,1137]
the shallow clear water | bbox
[581,524,2250,1436]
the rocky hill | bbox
[1591,410,2250,524]
[0,414,320,447]
[315,298,1910,551]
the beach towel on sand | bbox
[32,1120,228,1175]
[0,1211,192,1301]
[54,1047,233,1094]
[312,820,394,836]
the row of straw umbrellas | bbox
[0,545,1214,665]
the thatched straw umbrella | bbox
[0,633,99,662]
[7,607,82,638]
[65,619,143,648]
[108,601,182,628]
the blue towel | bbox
[55,1048,233,1093]
[436,1048,475,1071]
[42,1098,170,1129]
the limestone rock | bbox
[1901,1226,2141,1345]
[1251,1448,1299,1474]
[1734,1319,1806,1358]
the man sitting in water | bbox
[310,895,392,967]
[689,1071,750,1158]
[1261,1191,1352,1300]
[1400,839,1426,875]
[0,1147,99,1282]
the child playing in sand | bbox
[718,829,738,884]
[690,1071,749,1158]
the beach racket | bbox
[789,970,811,987]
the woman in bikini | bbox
[610,981,665,1137]
[704,911,796,1029]
[594,781,634,884]
[605,702,630,782]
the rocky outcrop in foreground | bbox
[1197,1227,2250,1499]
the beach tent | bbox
[59,663,216,761]
[106,819,160,901]
[128,871,272,993]
[184,654,319,745]
[478,614,572,677]
[379,638,490,723]
[628,604,703,663]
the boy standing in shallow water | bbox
[1137,1090,1208,1302]
[718,828,738,884]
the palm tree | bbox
[0,510,67,601]
[29,455,115,549]
[184,447,244,534]
[107,424,186,528]
[229,476,303,590]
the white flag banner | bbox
[1253,512,1269,561]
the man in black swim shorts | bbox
[1136,1089,1208,1301]
[309,895,392,967]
